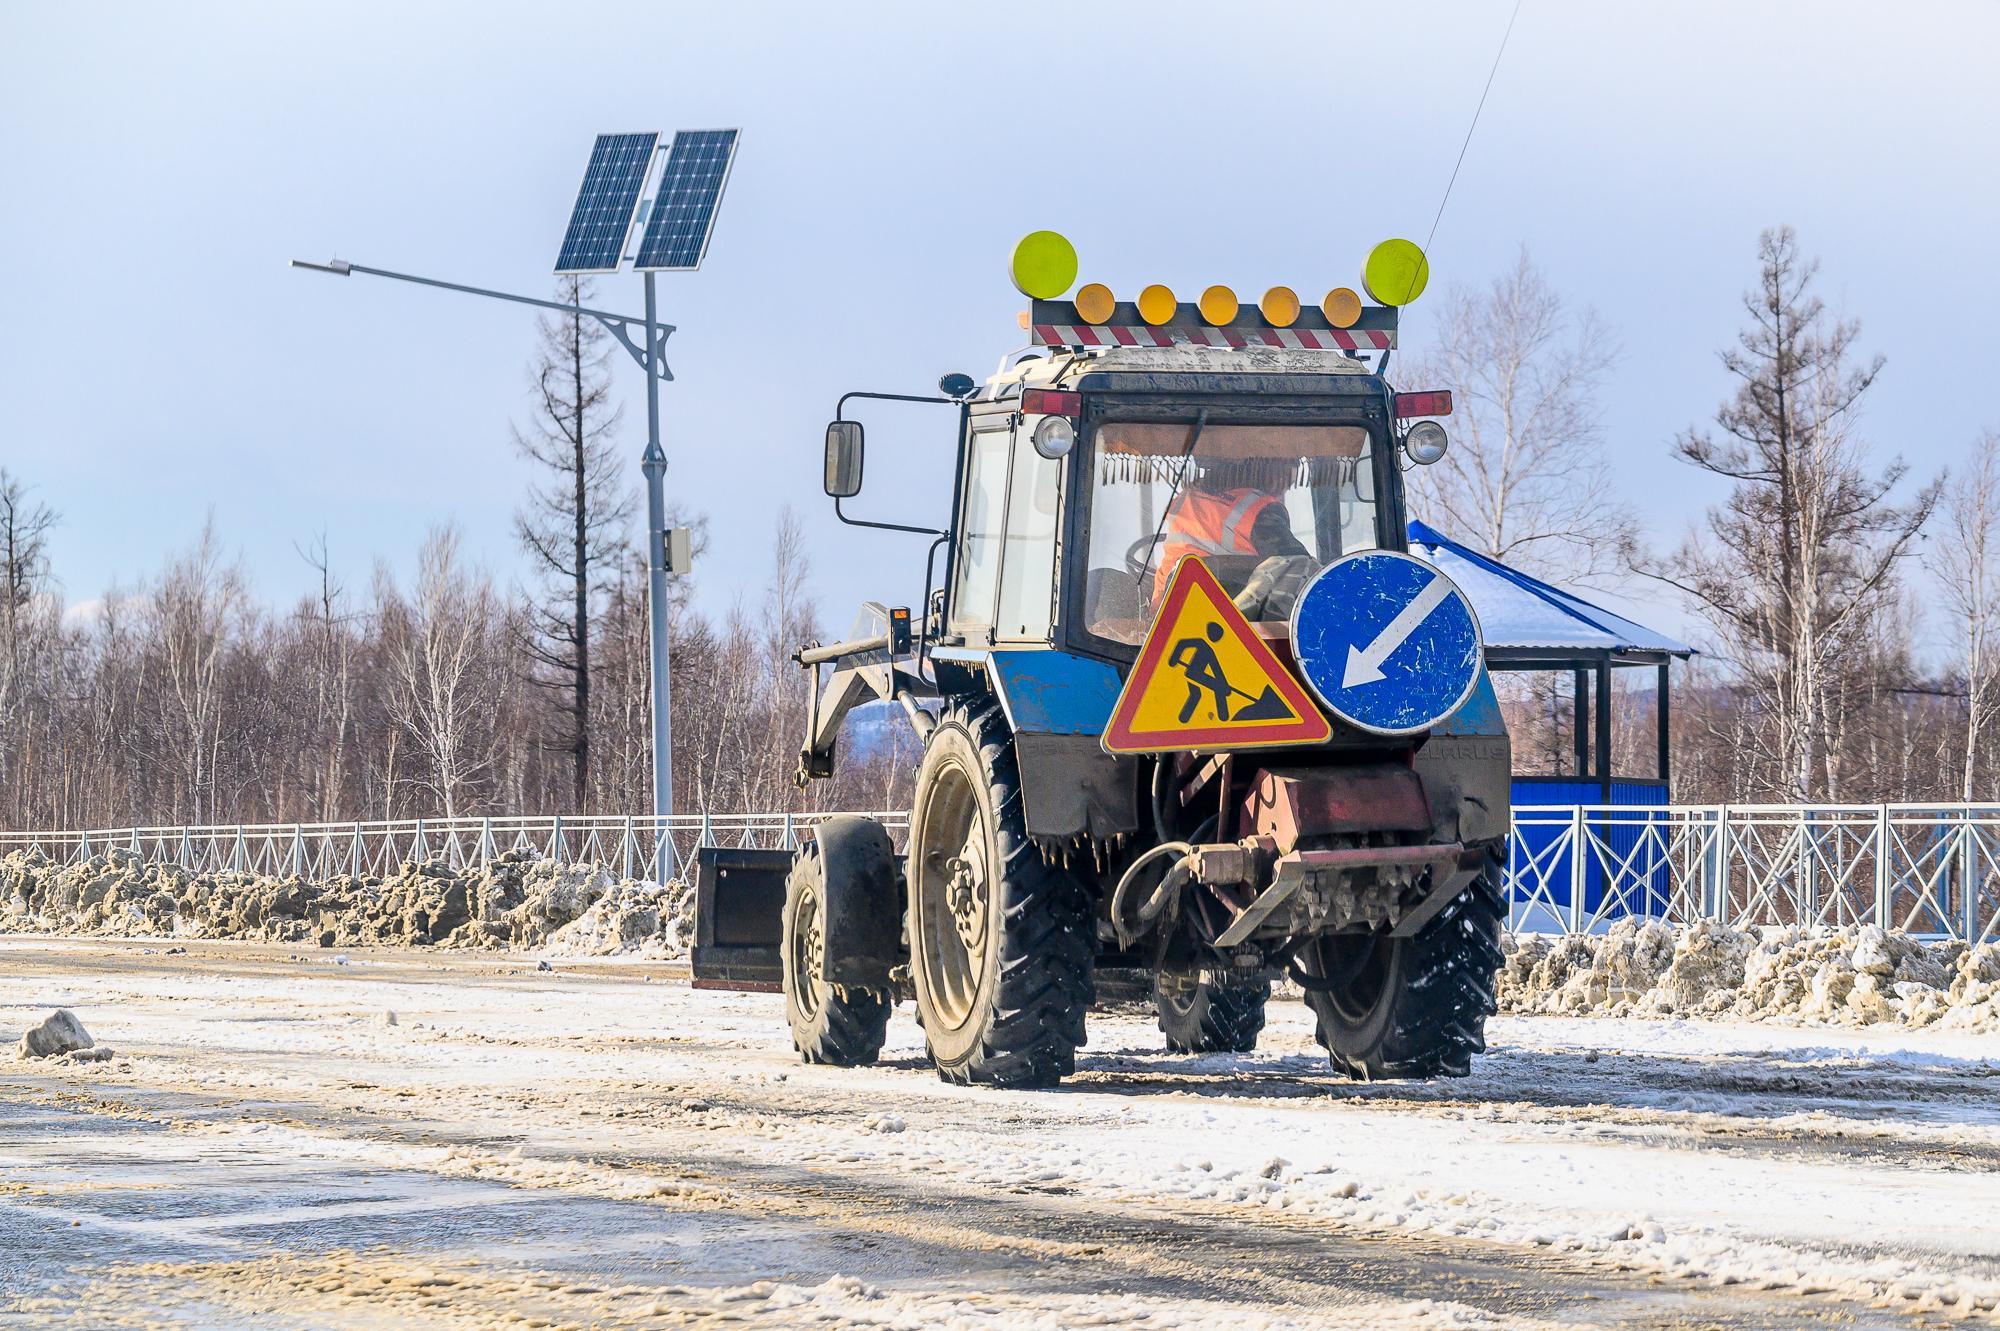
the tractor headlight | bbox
[1032,414,1077,460]
[1404,420,1449,466]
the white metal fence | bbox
[3,804,1996,943]
[1509,804,2000,943]
[0,813,906,890]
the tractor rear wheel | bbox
[1298,843,1505,1080]
[907,701,1094,1088]
[1153,972,1269,1054]
[782,838,893,1066]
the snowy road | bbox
[2,940,1995,1329]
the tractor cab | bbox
[963,344,1407,661]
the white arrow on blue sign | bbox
[1289,550,1484,736]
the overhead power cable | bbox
[1425,0,1526,254]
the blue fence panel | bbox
[1509,780,1671,925]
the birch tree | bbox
[384,526,502,819]
[0,470,59,811]
[1403,250,1626,584]
[149,521,246,822]
[1930,430,2000,800]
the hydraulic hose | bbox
[1109,841,1193,948]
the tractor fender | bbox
[981,649,1140,841]
[812,815,904,988]
[1414,667,1512,847]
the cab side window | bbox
[948,426,1010,637]
[995,431,1061,640]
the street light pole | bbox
[291,258,678,870]
[641,271,674,830]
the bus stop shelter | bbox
[1407,520,1694,806]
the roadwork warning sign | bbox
[1103,557,1332,755]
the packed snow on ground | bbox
[3,939,1998,1328]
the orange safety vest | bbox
[1154,487,1281,600]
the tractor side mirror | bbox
[824,421,864,498]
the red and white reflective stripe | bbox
[1031,323,1394,351]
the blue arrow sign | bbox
[1289,550,1483,736]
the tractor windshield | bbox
[1080,420,1380,645]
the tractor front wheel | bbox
[907,702,1094,1088]
[1153,972,1270,1054]
[782,837,893,1066]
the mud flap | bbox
[810,815,904,989]
[691,847,791,990]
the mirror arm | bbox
[836,390,960,416]
[828,387,963,534]
[833,496,945,538]
[917,531,950,669]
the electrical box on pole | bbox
[661,527,693,575]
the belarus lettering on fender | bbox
[1103,557,1330,755]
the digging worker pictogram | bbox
[1168,620,1292,724]
[1170,623,1234,722]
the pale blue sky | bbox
[4,2,1995,652]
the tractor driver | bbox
[1153,456,1311,616]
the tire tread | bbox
[1307,843,1506,1080]
[1155,977,1270,1054]
[923,701,1095,1089]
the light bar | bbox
[1028,299,1396,352]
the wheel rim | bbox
[915,756,988,1032]
[789,885,824,1022]
[1157,974,1199,1020]
[1314,934,1392,1026]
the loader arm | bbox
[795,602,936,784]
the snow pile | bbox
[0,846,693,959]
[540,876,694,959]
[1500,919,2000,1031]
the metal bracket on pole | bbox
[597,314,674,382]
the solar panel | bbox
[633,129,739,272]
[554,132,660,274]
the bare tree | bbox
[0,482,918,830]
[0,467,58,655]
[0,470,60,810]
[1930,430,2000,800]
[762,506,820,804]
[383,526,503,820]
[295,533,358,820]
[1644,227,1938,800]
[513,276,635,810]
[148,519,247,822]
[1403,250,1627,584]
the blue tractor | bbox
[693,292,1510,1089]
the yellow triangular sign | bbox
[1102,557,1332,755]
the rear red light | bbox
[1022,388,1082,417]
[1393,390,1454,419]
